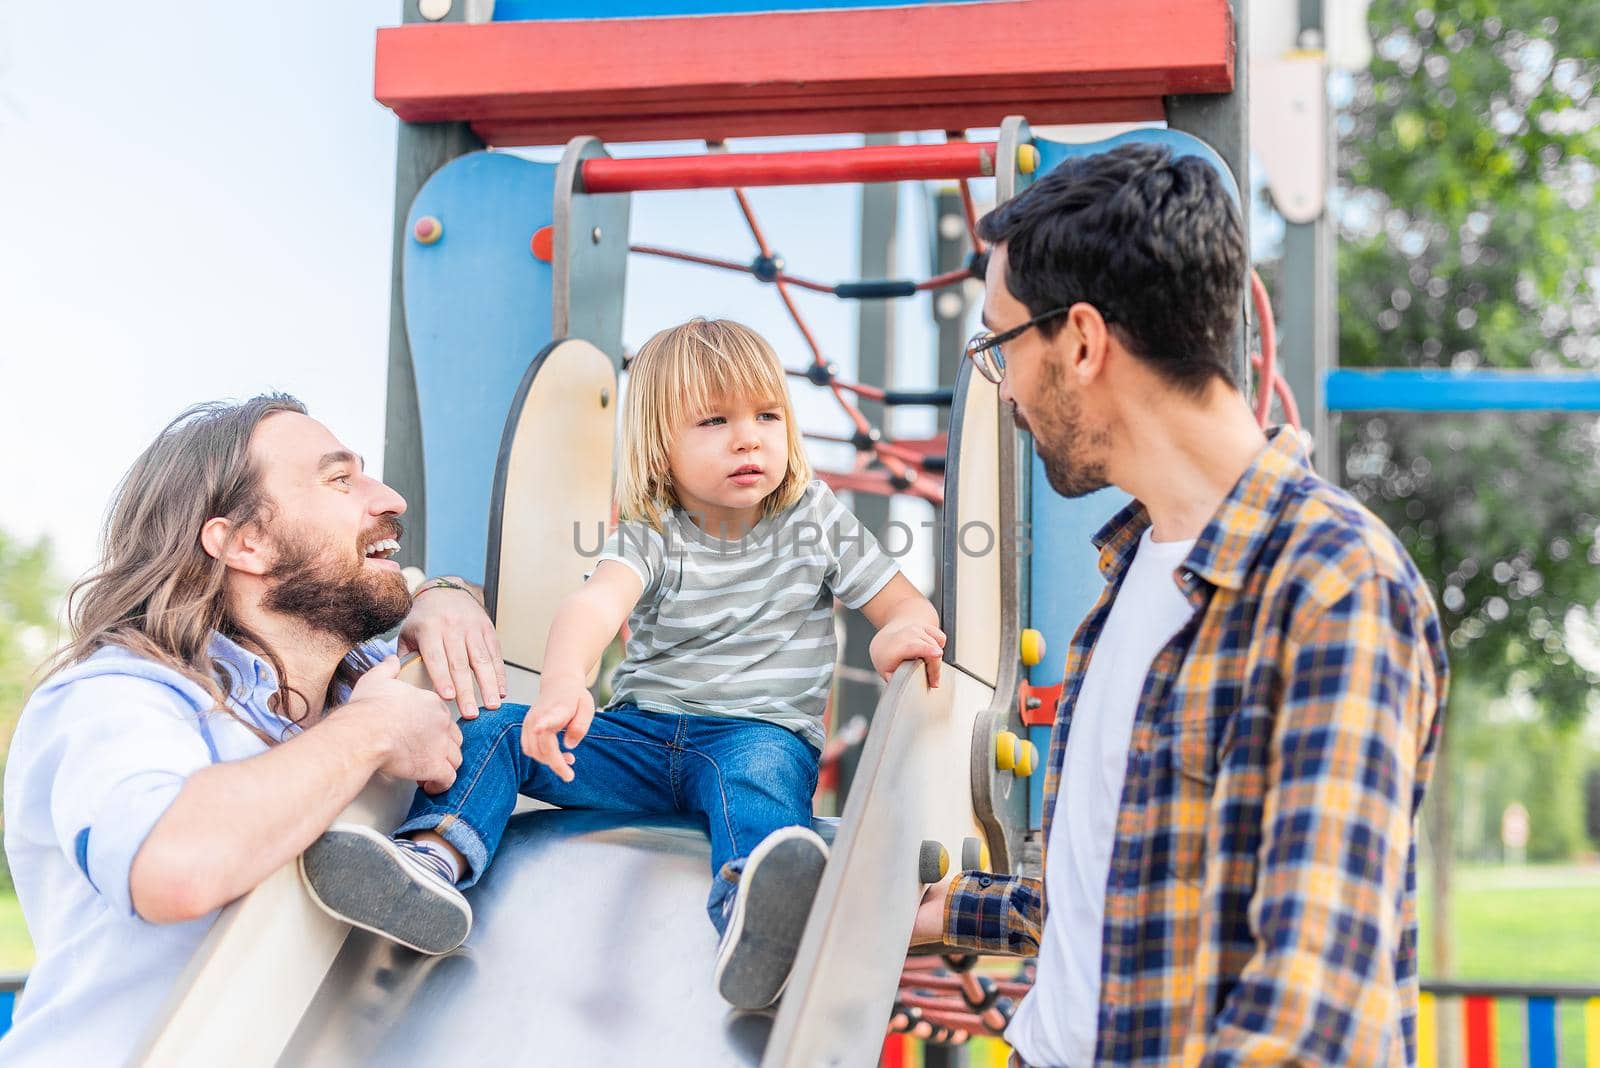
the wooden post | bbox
[1165,0,1251,389]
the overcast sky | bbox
[0,3,976,587]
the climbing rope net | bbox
[627,166,1300,518]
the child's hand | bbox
[521,675,594,782]
[869,622,947,688]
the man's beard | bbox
[261,520,412,646]
[1014,380,1111,499]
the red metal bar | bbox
[891,1001,995,1038]
[898,973,1033,1000]
[1249,269,1276,427]
[916,267,975,293]
[805,431,935,470]
[817,469,944,508]
[732,188,774,252]
[631,244,968,296]
[902,991,985,1016]
[630,244,836,295]
[583,143,996,194]
[959,179,987,252]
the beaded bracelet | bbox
[415,576,471,598]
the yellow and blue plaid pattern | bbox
[943,429,1448,1066]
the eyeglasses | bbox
[964,306,1074,385]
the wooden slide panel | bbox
[941,357,1029,873]
[943,361,1003,690]
[485,337,617,683]
[133,664,430,1067]
[953,352,1029,875]
[504,662,541,706]
[764,663,992,1068]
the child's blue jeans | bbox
[395,702,820,932]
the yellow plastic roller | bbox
[1015,740,1038,778]
[919,840,950,884]
[995,730,1018,772]
[1017,144,1041,175]
[1020,628,1045,667]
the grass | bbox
[1420,863,1600,981]
[0,890,31,974]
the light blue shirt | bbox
[0,632,391,1066]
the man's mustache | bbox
[359,517,405,548]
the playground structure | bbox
[0,1,1550,1067]
[0,3,1595,1067]
[122,2,1264,1065]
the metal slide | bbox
[279,658,991,1067]
[281,810,784,1065]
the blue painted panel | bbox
[1026,460,1128,824]
[1326,368,1600,412]
[1033,128,1243,201]
[494,0,967,18]
[404,152,557,582]
[1023,130,1237,826]
[0,990,13,1038]
[1525,997,1557,1068]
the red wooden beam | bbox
[581,141,998,193]
[374,0,1234,146]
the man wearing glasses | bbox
[911,144,1448,1066]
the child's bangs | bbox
[667,331,790,425]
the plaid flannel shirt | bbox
[943,428,1448,1066]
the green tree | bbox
[0,529,61,891]
[1337,0,1600,972]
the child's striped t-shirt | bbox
[597,480,899,749]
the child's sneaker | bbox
[299,823,472,956]
[713,826,829,1009]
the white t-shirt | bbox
[599,480,897,749]
[1006,528,1198,1067]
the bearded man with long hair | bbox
[0,395,506,1065]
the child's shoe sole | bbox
[714,827,829,1009]
[299,824,471,956]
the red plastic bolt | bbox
[530,225,555,262]
[413,216,443,245]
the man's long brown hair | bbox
[44,395,370,740]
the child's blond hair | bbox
[617,318,813,529]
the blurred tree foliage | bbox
[0,530,60,892]
[1336,0,1600,968]
[1340,0,1600,718]
[1,532,57,709]
[1451,687,1596,862]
